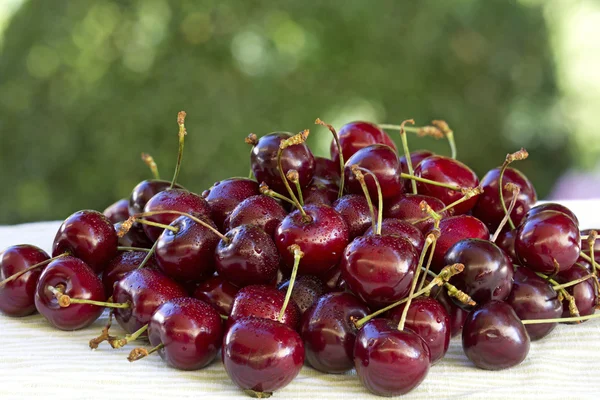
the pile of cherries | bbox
[1,112,599,398]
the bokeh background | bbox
[1,0,599,224]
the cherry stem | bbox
[522,313,600,325]
[491,183,520,242]
[552,273,595,291]
[246,133,258,179]
[286,170,304,206]
[535,271,580,317]
[400,173,462,191]
[137,241,157,270]
[394,119,418,194]
[498,148,529,230]
[277,130,310,222]
[141,153,160,180]
[380,120,456,159]
[588,231,598,277]
[89,310,115,349]
[350,165,377,235]
[416,220,441,292]
[117,246,151,252]
[134,218,179,233]
[412,187,482,225]
[424,268,476,306]
[109,324,148,349]
[431,120,457,159]
[135,211,229,243]
[170,111,187,189]
[0,252,67,288]
[259,182,296,206]
[278,245,304,323]
[316,118,345,198]
[128,343,164,362]
[355,166,384,235]
[47,285,130,309]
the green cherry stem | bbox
[400,173,462,191]
[522,313,600,325]
[109,324,149,349]
[128,343,165,362]
[412,187,483,225]
[535,271,580,317]
[134,211,229,242]
[286,170,304,206]
[277,130,311,222]
[396,119,418,194]
[316,118,345,198]
[552,273,596,291]
[278,245,304,323]
[117,246,151,252]
[170,111,187,189]
[497,148,529,230]
[259,182,296,207]
[245,133,258,179]
[350,165,377,235]
[0,252,68,287]
[355,166,384,235]
[588,230,598,276]
[491,183,520,242]
[141,153,160,180]
[47,285,130,309]
[137,241,157,270]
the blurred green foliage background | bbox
[0,0,574,224]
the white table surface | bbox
[1,200,600,400]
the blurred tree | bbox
[0,0,569,224]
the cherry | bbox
[277,275,327,314]
[556,264,598,319]
[495,228,519,264]
[333,194,376,239]
[383,193,449,233]
[114,222,153,249]
[399,150,434,175]
[462,301,530,370]
[413,155,480,214]
[430,285,469,337]
[0,245,50,317]
[365,218,425,252]
[515,210,581,274]
[102,250,157,297]
[313,156,340,183]
[202,178,259,231]
[302,180,338,206]
[526,203,579,226]
[128,179,181,216]
[330,121,397,166]
[320,265,346,292]
[52,210,118,274]
[226,195,287,238]
[193,275,239,316]
[344,144,403,200]
[103,199,130,224]
[34,256,105,330]
[354,318,430,396]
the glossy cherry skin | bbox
[384,193,449,233]
[103,199,130,223]
[354,319,430,397]
[413,155,480,215]
[445,239,514,306]
[344,144,403,200]
[472,167,537,231]
[34,256,105,330]
[341,235,418,308]
[462,301,530,370]
[114,222,153,249]
[496,228,518,264]
[302,180,339,206]
[557,264,598,319]
[223,317,304,395]
[320,265,346,292]
[386,297,451,364]
[128,179,182,216]
[202,178,259,231]
[526,203,579,226]
[516,210,581,274]
[148,297,223,370]
[102,251,157,297]
[251,132,315,195]
[278,275,327,314]
[215,225,279,287]
[52,210,118,274]
[333,194,376,239]
[193,276,239,316]
[226,195,287,238]
[430,285,469,337]
[301,292,369,373]
[313,156,341,183]
[0,245,50,317]
[275,204,349,276]
[228,285,301,330]
[507,267,562,340]
[365,218,425,252]
[112,268,187,333]
[399,150,434,175]
[330,121,397,166]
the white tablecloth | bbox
[1,200,600,400]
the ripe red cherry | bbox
[313,156,341,183]
[557,264,598,319]
[302,180,339,206]
[344,144,403,200]
[365,218,425,252]
[52,210,118,274]
[226,195,287,238]
[399,150,434,174]
[103,199,129,223]
[341,235,418,308]
[193,276,239,316]
[0,245,50,317]
[330,121,397,166]
[383,193,449,233]
[228,285,300,330]
[102,250,158,297]
[526,203,579,226]
[430,285,469,337]
[333,194,376,239]
[462,301,530,370]
[202,178,259,231]
[354,319,430,396]
[128,179,182,216]
[147,297,223,370]
[114,222,152,249]
[35,256,105,330]
[515,210,581,274]
[413,155,480,214]
[320,265,346,292]
[278,275,327,314]
[496,228,518,263]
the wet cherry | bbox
[556,264,598,319]
[330,121,397,166]
[526,203,579,226]
[344,144,403,200]
[333,194,376,239]
[202,178,259,231]
[364,218,425,252]
[278,275,327,314]
[399,150,434,175]
[103,199,130,224]
[384,193,449,233]
[102,251,157,297]
[226,195,287,238]
[192,275,239,316]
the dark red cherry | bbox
[344,144,403,200]
[147,297,223,370]
[250,132,315,195]
[202,178,259,231]
[507,267,562,340]
[102,251,157,297]
[34,256,105,330]
[142,189,211,242]
[0,245,50,317]
[223,317,304,395]
[313,156,340,183]
[472,167,537,231]
[103,199,129,224]
[128,179,183,216]
[193,276,239,316]
[354,319,430,396]
[330,121,397,166]
[526,203,579,226]
[226,195,287,238]
[278,275,326,314]
[496,228,518,264]
[333,194,377,239]
[399,150,434,174]
[301,292,369,373]
[114,222,153,249]
[386,297,450,364]
[444,239,514,306]
[275,204,349,276]
[112,268,187,333]
[462,301,530,370]
[302,180,338,206]
[365,218,425,252]
[515,210,581,274]
[320,265,346,292]
[384,193,449,233]
[341,235,418,308]
[228,285,300,330]
[413,155,480,214]
[557,264,598,319]
[52,210,118,274]
[430,285,469,337]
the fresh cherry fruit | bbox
[354,319,430,396]
[341,235,418,308]
[251,132,315,195]
[202,178,259,231]
[142,189,211,242]
[278,275,327,314]
[114,222,153,249]
[507,267,562,340]
[399,150,434,175]
[386,297,451,364]
[52,210,118,274]
[313,156,340,183]
[430,285,469,337]
[35,256,105,330]
[223,316,304,395]
[330,121,398,166]
[333,194,377,239]
[365,218,425,252]
[301,292,369,373]
[193,276,239,316]
[384,193,449,233]
[472,167,537,231]
[103,199,130,224]
[445,239,514,307]
[320,265,346,292]
[226,195,287,238]
[228,285,301,330]
[515,210,581,274]
[496,228,518,264]
[155,215,220,283]
[128,180,183,216]
[431,215,490,272]
[344,144,403,200]
[302,180,338,206]
[557,264,598,319]
[413,155,480,215]
[526,203,579,226]
[275,204,349,276]
[102,251,157,297]
[462,301,530,370]
[112,268,187,333]
[0,245,50,317]
[147,297,223,370]
[215,225,279,287]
